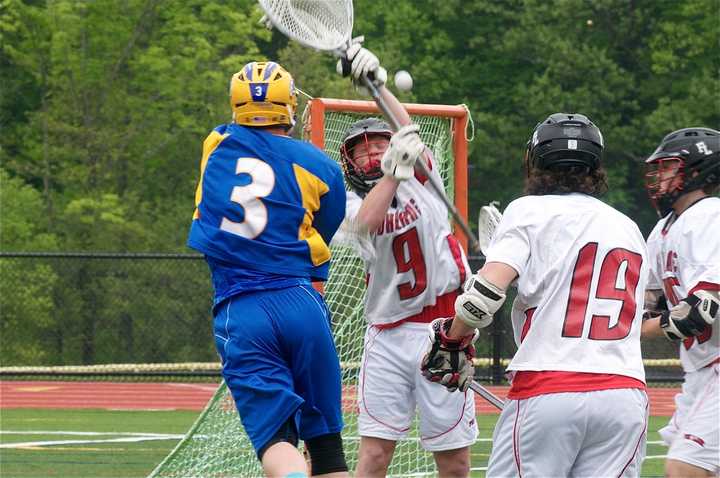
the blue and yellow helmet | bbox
[229,61,297,127]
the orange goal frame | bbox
[305,98,470,251]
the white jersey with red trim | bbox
[485,194,647,382]
[646,197,720,372]
[341,159,470,326]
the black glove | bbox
[660,291,719,341]
[420,318,478,392]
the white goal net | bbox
[149,99,470,478]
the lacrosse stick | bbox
[477,201,503,255]
[257,0,480,253]
[469,381,504,410]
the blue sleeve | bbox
[313,167,346,245]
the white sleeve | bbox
[645,225,663,291]
[331,191,376,263]
[680,216,720,292]
[484,199,531,277]
[414,147,444,191]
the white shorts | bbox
[357,323,478,452]
[487,388,649,477]
[659,363,719,474]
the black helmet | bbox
[645,127,720,216]
[526,113,604,172]
[339,118,392,193]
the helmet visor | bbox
[645,157,684,200]
[342,133,390,179]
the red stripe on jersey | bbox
[683,434,705,447]
[446,234,467,286]
[520,308,536,343]
[705,357,720,368]
[688,281,720,295]
[421,390,469,440]
[507,371,645,399]
[617,397,649,477]
[413,156,432,184]
[374,290,459,329]
[512,401,523,477]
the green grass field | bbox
[0,409,668,477]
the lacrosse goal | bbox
[148,99,470,478]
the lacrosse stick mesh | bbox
[258,0,353,51]
[148,99,468,478]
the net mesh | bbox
[258,0,352,51]
[148,102,463,478]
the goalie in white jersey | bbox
[422,113,650,477]
[336,43,476,477]
[640,127,720,478]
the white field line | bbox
[166,383,219,392]
[0,430,184,448]
[389,468,489,477]
[340,436,494,443]
[1,431,179,437]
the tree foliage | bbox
[0,0,717,365]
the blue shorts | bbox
[213,284,344,453]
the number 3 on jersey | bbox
[220,158,275,239]
[562,243,643,340]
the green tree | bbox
[0,169,59,364]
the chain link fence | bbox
[0,252,216,368]
[0,252,682,384]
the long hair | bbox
[525,166,609,197]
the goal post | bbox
[305,98,470,251]
[148,99,471,478]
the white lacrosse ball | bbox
[394,70,413,92]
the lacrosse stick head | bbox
[477,201,502,255]
[258,0,353,52]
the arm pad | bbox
[454,273,507,329]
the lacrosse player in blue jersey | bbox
[188,61,349,478]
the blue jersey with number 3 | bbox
[187,124,346,296]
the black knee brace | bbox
[257,417,299,461]
[305,433,348,475]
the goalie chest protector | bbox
[345,162,470,326]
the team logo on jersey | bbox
[376,198,422,235]
[568,139,578,150]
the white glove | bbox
[336,38,387,87]
[380,124,424,181]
